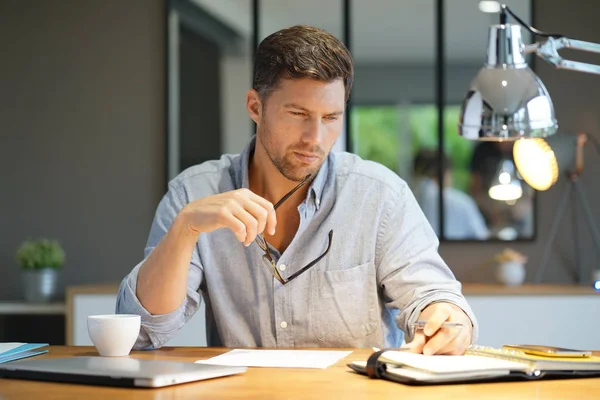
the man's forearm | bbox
[136,215,199,315]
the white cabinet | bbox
[466,294,600,349]
[67,284,599,350]
[67,285,207,346]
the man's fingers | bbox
[402,332,426,354]
[438,330,471,355]
[242,200,269,238]
[220,210,247,243]
[230,206,258,246]
[423,306,451,337]
[248,192,277,235]
[422,328,458,356]
[412,302,474,355]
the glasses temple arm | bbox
[285,230,333,282]
[273,174,312,210]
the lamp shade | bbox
[513,134,578,190]
[458,24,558,140]
[488,158,523,201]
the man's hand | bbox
[177,189,277,247]
[403,302,473,355]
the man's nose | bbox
[302,116,324,146]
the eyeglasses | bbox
[255,174,333,285]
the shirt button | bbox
[280,321,288,329]
[316,198,320,207]
[279,264,286,271]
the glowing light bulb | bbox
[499,172,511,185]
[479,1,501,13]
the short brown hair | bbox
[253,25,354,103]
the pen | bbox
[370,322,464,352]
[409,320,464,330]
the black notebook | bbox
[348,346,600,385]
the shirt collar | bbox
[236,135,329,210]
[306,155,328,210]
[236,137,254,191]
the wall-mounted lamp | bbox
[459,4,600,284]
[459,4,600,141]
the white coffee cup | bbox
[87,314,141,357]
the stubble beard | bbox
[259,124,325,182]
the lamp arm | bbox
[535,37,600,75]
[500,4,600,75]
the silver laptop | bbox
[0,356,246,388]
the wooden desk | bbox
[1,347,600,399]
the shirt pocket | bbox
[310,261,378,344]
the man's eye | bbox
[290,111,305,116]
[324,116,339,121]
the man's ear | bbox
[246,89,262,124]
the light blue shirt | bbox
[116,137,478,349]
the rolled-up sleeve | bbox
[115,182,204,349]
[376,182,478,343]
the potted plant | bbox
[493,248,528,286]
[16,239,65,303]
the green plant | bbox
[16,239,65,270]
[352,104,475,192]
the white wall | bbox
[0,0,165,301]
[466,295,600,349]
[220,51,253,154]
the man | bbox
[116,25,477,355]
[413,149,489,240]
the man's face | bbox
[249,77,346,182]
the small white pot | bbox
[495,261,526,286]
[592,270,600,286]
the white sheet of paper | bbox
[0,343,25,355]
[195,349,352,369]
[379,351,527,374]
